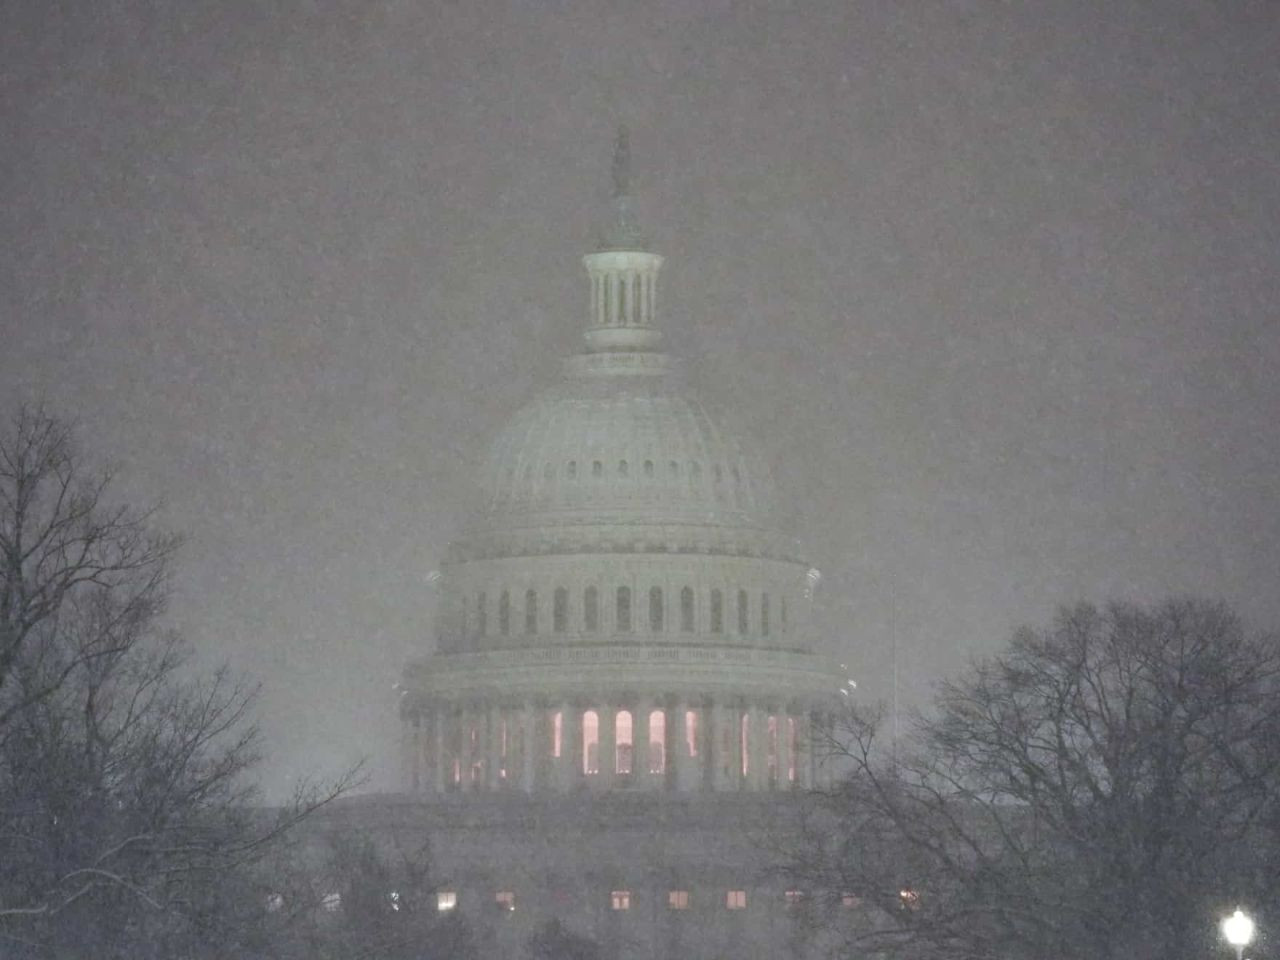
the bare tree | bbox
[786,599,1280,960]
[0,407,357,958]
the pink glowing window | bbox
[740,713,750,778]
[552,711,563,759]
[685,710,699,758]
[668,890,689,910]
[616,710,633,775]
[727,890,746,910]
[583,711,599,775]
[649,710,665,774]
[611,890,631,911]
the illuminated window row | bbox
[458,586,786,640]
[309,887,859,916]
[428,705,804,786]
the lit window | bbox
[611,890,631,911]
[649,710,665,774]
[583,710,599,775]
[726,890,747,910]
[616,710,633,775]
[740,712,750,778]
[389,890,401,912]
[784,890,804,907]
[584,586,599,632]
[437,890,457,912]
[900,888,920,910]
[841,892,859,909]
[552,710,563,759]
[680,586,694,632]
[322,892,341,912]
[495,891,515,912]
[685,710,699,757]
[265,892,284,913]
[668,890,690,910]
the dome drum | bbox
[433,553,815,655]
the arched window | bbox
[583,710,599,776]
[592,460,603,478]
[669,460,679,478]
[737,589,749,634]
[477,592,487,636]
[525,589,537,635]
[616,710,633,775]
[567,460,577,480]
[710,589,723,634]
[649,587,663,632]
[543,463,553,481]
[761,593,770,637]
[644,459,654,478]
[690,461,701,481]
[618,459,628,477]
[584,586,599,633]
[553,587,568,633]
[680,586,695,632]
[616,586,632,632]
[649,710,665,774]
[499,590,510,636]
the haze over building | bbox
[331,132,846,959]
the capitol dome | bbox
[402,132,839,805]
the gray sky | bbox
[3,0,1278,799]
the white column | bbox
[432,706,446,793]
[635,704,648,784]
[599,703,616,789]
[521,701,536,793]
[778,711,792,791]
[566,702,582,791]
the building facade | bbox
[383,133,844,959]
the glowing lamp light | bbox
[1222,908,1254,960]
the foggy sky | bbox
[3,0,1278,799]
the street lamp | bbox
[1222,907,1255,960]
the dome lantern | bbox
[582,127,665,354]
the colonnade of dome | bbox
[402,697,830,795]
